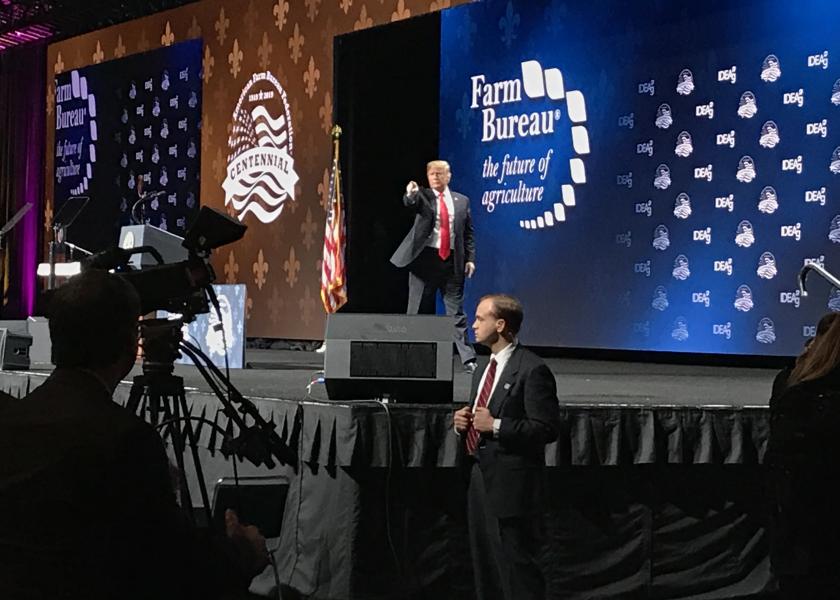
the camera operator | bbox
[0,270,268,599]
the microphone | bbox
[799,263,840,297]
[131,189,167,224]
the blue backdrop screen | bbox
[440,0,840,355]
[53,39,202,252]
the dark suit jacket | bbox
[767,368,840,582]
[0,368,246,600]
[390,187,475,278]
[469,346,560,518]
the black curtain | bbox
[0,43,46,318]
[334,13,440,314]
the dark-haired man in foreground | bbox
[0,270,267,599]
[454,294,559,600]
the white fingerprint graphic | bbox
[759,120,780,148]
[734,285,754,312]
[652,224,670,251]
[756,252,777,280]
[655,103,673,129]
[735,220,755,248]
[829,215,840,243]
[652,286,669,311]
[736,155,756,183]
[758,186,779,215]
[653,164,671,190]
[672,317,689,341]
[673,193,691,219]
[832,79,840,106]
[676,69,694,96]
[738,91,758,119]
[760,54,782,82]
[828,288,840,312]
[672,254,690,280]
[831,146,840,174]
[756,317,776,344]
[674,131,693,157]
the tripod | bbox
[126,317,296,528]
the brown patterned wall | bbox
[45,0,466,339]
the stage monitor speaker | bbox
[0,327,32,370]
[324,313,454,403]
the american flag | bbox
[320,132,347,313]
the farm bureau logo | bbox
[55,70,98,197]
[223,72,299,224]
[470,60,589,231]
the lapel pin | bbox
[504,382,511,390]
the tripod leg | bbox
[178,391,213,527]
[126,377,146,416]
[163,390,195,523]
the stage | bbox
[0,350,781,599]
[1,347,778,404]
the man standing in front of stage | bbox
[390,160,477,371]
[454,294,559,600]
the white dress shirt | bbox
[427,187,455,251]
[472,341,517,437]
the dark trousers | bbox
[407,247,475,364]
[778,575,840,598]
[467,462,545,600]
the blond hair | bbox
[426,160,451,173]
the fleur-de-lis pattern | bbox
[215,7,230,46]
[114,35,126,58]
[46,84,55,117]
[273,0,290,31]
[354,5,373,30]
[303,56,319,99]
[93,41,105,63]
[224,250,239,284]
[318,167,330,212]
[288,23,304,65]
[228,38,244,78]
[319,92,332,134]
[304,0,321,23]
[159,23,173,47]
[391,0,410,21]
[253,249,270,290]
[188,16,202,38]
[258,32,273,71]
[203,45,215,82]
[499,1,520,49]
[44,0,471,339]
[283,246,301,288]
[301,208,317,250]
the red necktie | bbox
[466,358,497,455]
[438,191,451,260]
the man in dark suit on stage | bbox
[0,270,267,599]
[391,159,477,370]
[453,294,559,600]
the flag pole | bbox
[317,124,347,353]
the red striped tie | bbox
[466,358,497,455]
[438,191,451,260]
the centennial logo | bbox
[223,72,299,224]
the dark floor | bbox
[157,349,777,407]
[5,347,780,407]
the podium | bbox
[118,224,188,268]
